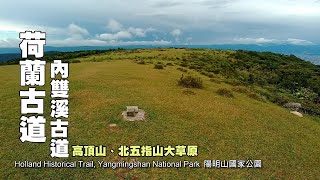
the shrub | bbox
[254,88,272,99]
[180,62,189,67]
[271,94,290,105]
[301,103,320,116]
[189,65,197,69]
[224,79,243,86]
[91,57,103,62]
[294,87,318,101]
[156,61,166,66]
[232,87,250,94]
[201,71,215,78]
[216,88,234,98]
[146,60,154,64]
[137,60,146,64]
[209,78,221,84]
[154,64,164,69]
[166,62,174,66]
[177,67,188,72]
[71,60,81,63]
[178,74,203,89]
[247,93,266,102]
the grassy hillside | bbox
[0,48,319,179]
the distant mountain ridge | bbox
[0,53,21,62]
[0,44,319,64]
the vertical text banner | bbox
[19,31,70,158]
[19,31,46,143]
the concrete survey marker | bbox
[109,124,117,127]
[122,106,145,121]
[290,111,303,117]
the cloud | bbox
[286,38,314,45]
[98,20,157,41]
[127,27,146,37]
[151,1,183,8]
[50,38,108,47]
[128,27,156,37]
[233,37,278,44]
[1,0,319,47]
[107,19,123,32]
[0,23,88,48]
[0,38,20,48]
[186,37,192,42]
[0,19,169,47]
[232,37,314,45]
[170,29,182,42]
[170,29,182,36]
[67,23,89,36]
[98,31,132,40]
[197,0,232,8]
[67,23,89,39]
[115,40,171,46]
[49,39,171,47]
[0,21,66,38]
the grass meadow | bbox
[0,49,320,179]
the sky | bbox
[0,0,319,47]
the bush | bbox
[247,93,266,102]
[294,87,318,101]
[154,64,164,69]
[137,60,146,64]
[254,89,273,100]
[189,65,197,69]
[166,62,174,66]
[71,60,81,63]
[301,103,320,116]
[178,74,203,89]
[146,60,154,64]
[209,78,221,84]
[177,67,188,73]
[180,62,189,67]
[90,57,103,62]
[224,79,243,86]
[232,87,250,94]
[216,88,234,98]
[271,94,290,105]
[201,71,215,78]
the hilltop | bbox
[0,48,319,179]
[0,44,319,64]
[27,47,319,116]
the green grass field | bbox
[1,49,320,179]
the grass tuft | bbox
[216,88,234,98]
[154,64,164,69]
[178,74,203,89]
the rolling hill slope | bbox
[0,48,319,179]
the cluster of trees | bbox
[0,49,124,65]
[179,49,320,115]
[231,51,320,95]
